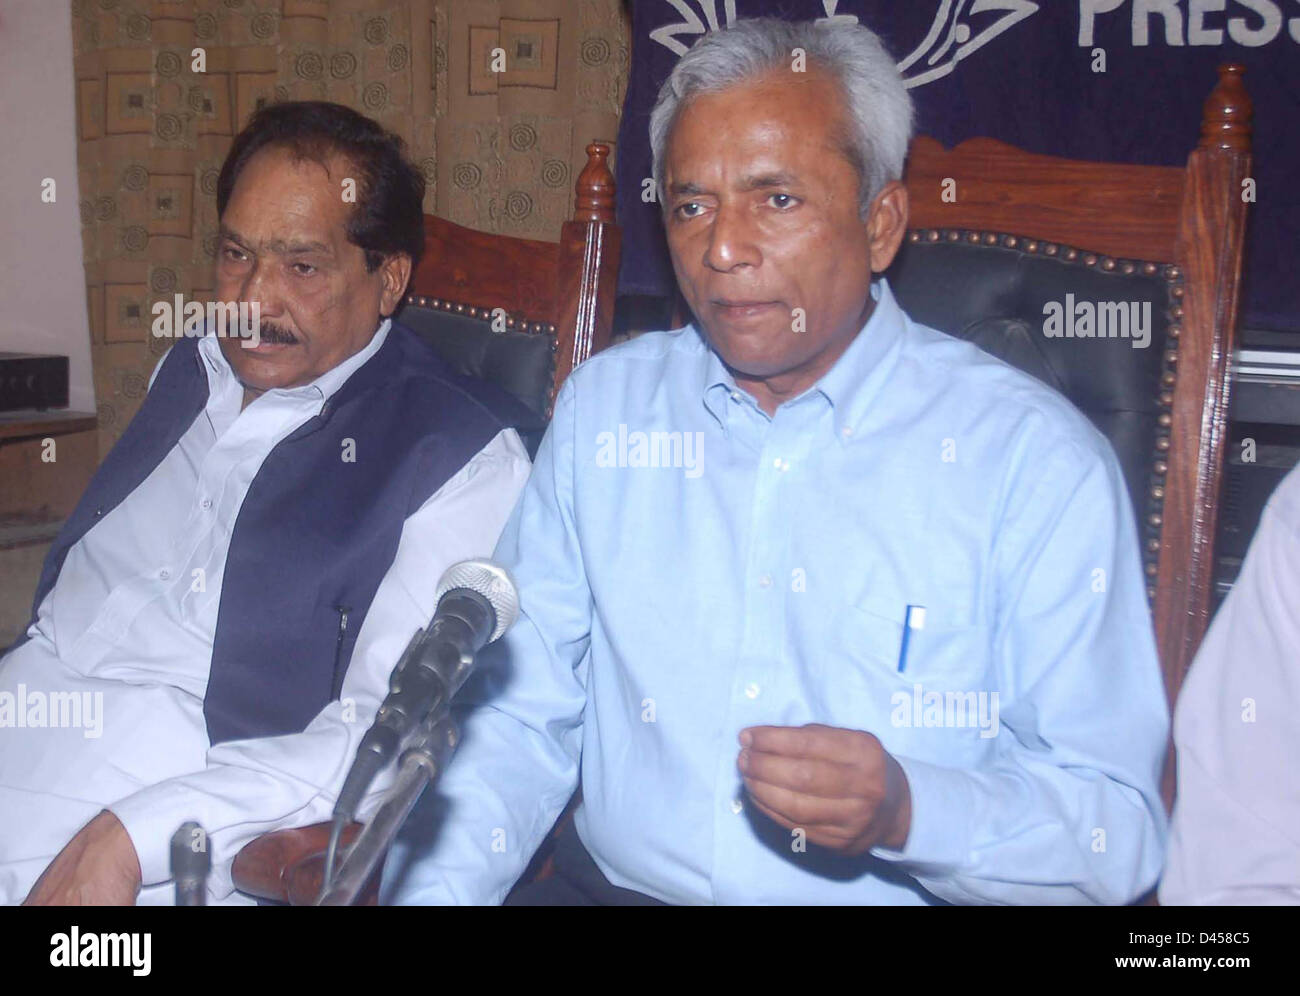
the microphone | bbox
[332,560,519,825]
[170,821,210,906]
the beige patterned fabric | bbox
[70,0,630,456]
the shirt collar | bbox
[196,316,392,410]
[699,278,906,441]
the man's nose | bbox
[239,257,283,316]
[704,204,761,273]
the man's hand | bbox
[739,724,912,855]
[23,810,142,906]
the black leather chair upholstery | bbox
[888,230,1180,586]
[397,299,554,453]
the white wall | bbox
[0,0,94,412]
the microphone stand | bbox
[315,712,459,906]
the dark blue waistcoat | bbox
[22,324,530,744]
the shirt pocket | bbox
[842,589,992,693]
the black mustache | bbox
[257,323,298,344]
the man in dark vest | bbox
[0,102,531,905]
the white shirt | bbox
[1160,463,1300,904]
[0,321,531,904]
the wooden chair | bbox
[399,142,621,421]
[888,63,1251,809]
[231,142,621,905]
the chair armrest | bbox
[232,821,379,905]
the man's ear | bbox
[866,181,909,274]
[378,252,413,318]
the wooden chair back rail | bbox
[407,142,621,408]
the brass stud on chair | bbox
[1101,258,1116,271]
[1149,512,1163,527]
[1159,391,1173,407]
[1025,240,1038,253]
[1161,371,1176,386]
[1044,244,1058,256]
[1005,236,1018,249]
[1151,485,1165,500]
[1154,459,1168,475]
[1156,437,1170,452]
[948,230,961,242]
[1143,262,1157,276]
[1145,562,1159,577]
[927,230,941,242]
[1084,253,1097,266]
[908,231,920,242]
[1064,249,1078,261]
[1147,538,1161,553]
[983,232,997,245]
[1158,413,1172,428]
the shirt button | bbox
[841,425,854,438]
[201,498,212,509]
[729,391,741,403]
[159,569,171,580]
[758,574,772,588]
[730,798,744,815]
[744,682,761,699]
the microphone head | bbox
[170,820,210,878]
[434,560,520,642]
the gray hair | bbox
[649,17,914,217]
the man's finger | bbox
[744,794,858,846]
[739,747,856,799]
[744,776,867,827]
[741,723,870,761]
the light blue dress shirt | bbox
[384,278,1169,905]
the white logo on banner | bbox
[648,0,1041,89]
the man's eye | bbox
[292,262,316,276]
[768,193,798,209]
[675,202,704,219]
[222,246,247,262]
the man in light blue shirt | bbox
[383,17,1168,905]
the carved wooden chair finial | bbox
[573,142,616,224]
[1200,63,1252,152]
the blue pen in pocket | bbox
[897,605,926,673]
